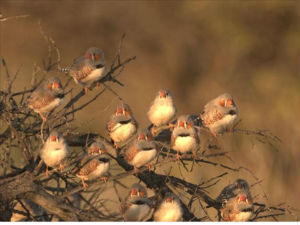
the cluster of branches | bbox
[0,25,296,221]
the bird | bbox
[106,103,138,149]
[27,77,65,122]
[147,90,176,136]
[154,192,183,221]
[75,141,110,191]
[68,47,106,94]
[200,93,238,137]
[170,115,200,160]
[217,179,254,222]
[124,129,158,174]
[40,130,69,177]
[120,183,154,221]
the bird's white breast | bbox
[41,143,69,167]
[130,149,157,168]
[110,122,136,143]
[234,211,252,222]
[81,66,106,85]
[148,100,176,126]
[124,204,152,221]
[39,97,64,113]
[154,202,182,222]
[85,160,110,180]
[173,136,197,153]
[210,114,237,134]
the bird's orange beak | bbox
[160,91,166,98]
[116,107,123,114]
[166,197,173,203]
[131,188,137,196]
[138,133,146,140]
[51,135,57,142]
[178,121,185,128]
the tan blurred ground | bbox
[0,0,299,221]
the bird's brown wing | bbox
[125,145,140,162]
[28,91,57,111]
[106,119,116,133]
[201,107,224,127]
[76,157,99,176]
[191,129,200,145]
[69,59,94,82]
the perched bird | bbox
[201,93,238,137]
[76,142,110,191]
[106,103,138,149]
[40,130,69,177]
[120,183,154,221]
[170,115,200,160]
[27,77,64,121]
[154,192,183,222]
[125,129,158,173]
[147,90,176,136]
[217,179,254,222]
[69,47,106,94]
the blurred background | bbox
[1,0,299,221]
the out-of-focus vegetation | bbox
[0,1,299,221]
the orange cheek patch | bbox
[47,83,52,90]
[219,99,225,107]
[85,53,91,59]
[94,53,101,61]
[125,109,131,116]
[54,82,61,89]
[227,99,233,106]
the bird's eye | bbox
[237,183,243,189]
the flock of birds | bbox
[24,47,253,221]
